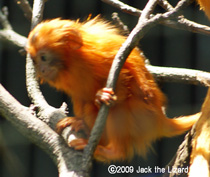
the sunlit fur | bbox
[27,17,199,162]
[197,0,210,19]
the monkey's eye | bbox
[40,55,47,62]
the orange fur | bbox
[27,17,199,162]
[197,0,210,19]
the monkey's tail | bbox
[162,112,201,137]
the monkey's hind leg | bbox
[70,139,127,162]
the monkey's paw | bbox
[56,117,85,134]
[95,88,117,107]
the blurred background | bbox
[0,0,209,177]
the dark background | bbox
[0,0,209,177]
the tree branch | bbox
[14,0,32,21]
[0,7,12,30]
[0,29,27,47]
[189,88,210,177]
[163,126,194,177]
[111,12,130,35]
[0,84,84,177]
[0,7,27,47]
[101,0,142,16]
[147,65,210,86]
[158,0,174,11]
[102,0,210,36]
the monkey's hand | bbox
[56,117,87,134]
[95,88,117,107]
[69,138,88,150]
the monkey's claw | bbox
[95,88,117,107]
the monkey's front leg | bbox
[67,87,120,161]
[56,88,118,161]
[57,87,117,133]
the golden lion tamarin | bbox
[26,16,200,162]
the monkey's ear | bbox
[62,27,83,50]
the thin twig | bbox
[158,0,210,34]
[140,0,159,20]
[14,0,32,21]
[111,12,130,35]
[0,29,27,47]
[158,0,175,11]
[30,0,44,29]
[101,0,142,16]
[177,18,210,35]
[147,65,210,86]
[0,7,26,47]
[157,0,192,21]
[102,0,210,36]
[0,7,12,30]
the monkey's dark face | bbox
[31,49,64,83]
